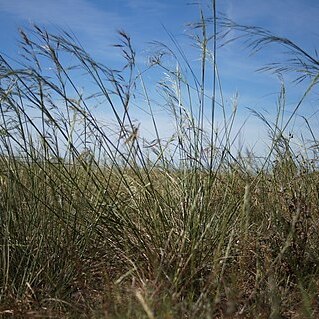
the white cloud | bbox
[0,0,174,61]
[0,0,120,32]
[120,0,168,14]
[221,0,318,44]
[0,0,128,60]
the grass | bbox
[0,2,319,318]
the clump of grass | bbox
[0,2,319,318]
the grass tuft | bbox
[0,2,318,318]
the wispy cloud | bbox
[221,0,319,46]
[0,0,130,61]
[0,0,174,61]
[0,0,120,33]
[120,0,168,15]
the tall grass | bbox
[0,3,319,318]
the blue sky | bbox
[1,0,318,155]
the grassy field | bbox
[0,6,319,318]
